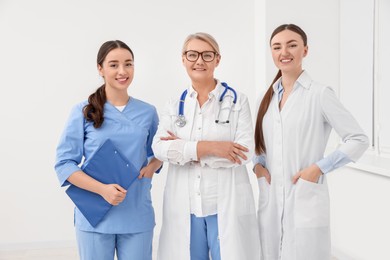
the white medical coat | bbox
[257,71,369,260]
[152,81,261,260]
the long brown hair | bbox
[83,40,134,128]
[254,24,307,154]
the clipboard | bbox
[65,139,139,227]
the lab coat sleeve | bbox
[54,103,85,187]
[319,86,369,164]
[201,94,255,168]
[152,100,198,166]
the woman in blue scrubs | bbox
[55,40,162,260]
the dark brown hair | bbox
[83,40,134,128]
[254,24,307,154]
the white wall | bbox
[339,0,374,150]
[376,0,390,153]
[328,168,390,260]
[0,0,260,250]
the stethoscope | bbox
[175,82,237,127]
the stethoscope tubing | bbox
[175,82,237,127]
[220,82,237,104]
[178,89,188,116]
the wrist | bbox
[311,163,323,175]
[95,182,107,196]
[254,164,265,178]
[197,141,214,159]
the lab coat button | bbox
[197,175,201,179]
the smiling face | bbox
[98,48,134,93]
[270,29,308,75]
[182,38,220,83]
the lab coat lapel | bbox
[180,93,196,141]
[281,71,312,120]
[280,91,295,119]
[271,94,281,121]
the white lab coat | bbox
[257,71,368,260]
[152,81,261,260]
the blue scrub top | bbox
[55,97,159,234]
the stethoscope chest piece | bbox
[175,115,186,127]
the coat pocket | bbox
[294,178,330,228]
[257,177,270,211]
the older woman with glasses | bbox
[152,32,261,260]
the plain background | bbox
[0,0,389,259]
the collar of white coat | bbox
[187,79,224,100]
[272,70,312,93]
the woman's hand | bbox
[99,184,127,205]
[198,141,248,164]
[292,164,322,184]
[160,130,178,141]
[254,164,271,184]
[214,141,249,164]
[67,171,126,206]
[138,165,155,179]
[138,157,163,179]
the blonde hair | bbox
[182,32,220,55]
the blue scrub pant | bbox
[75,229,153,260]
[190,214,221,260]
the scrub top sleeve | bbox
[147,107,163,173]
[147,107,159,157]
[320,87,369,162]
[54,103,85,187]
[315,150,352,174]
[252,154,266,172]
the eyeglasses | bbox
[184,50,218,62]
